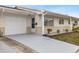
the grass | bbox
[48,32,79,46]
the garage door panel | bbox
[5,14,27,35]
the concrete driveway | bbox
[6,34,79,53]
[0,42,18,53]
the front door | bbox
[31,18,36,33]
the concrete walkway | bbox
[6,34,79,53]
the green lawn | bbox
[48,32,79,46]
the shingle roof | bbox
[0,5,79,19]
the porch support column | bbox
[70,18,73,31]
[41,14,45,35]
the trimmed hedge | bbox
[72,27,79,32]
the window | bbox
[59,19,64,24]
[73,20,78,26]
[68,19,70,24]
[44,20,54,26]
[44,18,54,26]
[44,20,48,26]
[74,20,78,25]
[32,18,35,28]
[48,20,54,26]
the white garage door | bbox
[5,14,27,35]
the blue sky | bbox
[23,5,79,17]
[8,5,79,17]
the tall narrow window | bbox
[32,18,35,28]
[74,20,78,25]
[59,19,64,24]
[68,19,70,24]
[48,20,54,26]
[44,20,48,26]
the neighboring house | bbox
[0,5,79,36]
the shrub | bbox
[47,29,52,34]
[57,30,60,33]
[65,29,68,32]
[72,27,79,32]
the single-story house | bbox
[0,5,79,36]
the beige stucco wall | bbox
[35,14,42,34]
[34,15,73,34]
[54,18,71,26]
[0,14,4,27]
[44,26,72,34]
[0,13,5,35]
[72,19,79,28]
[44,17,72,34]
[0,11,42,35]
[0,12,35,35]
[54,18,72,31]
[77,20,79,26]
[26,16,32,34]
[0,9,78,35]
